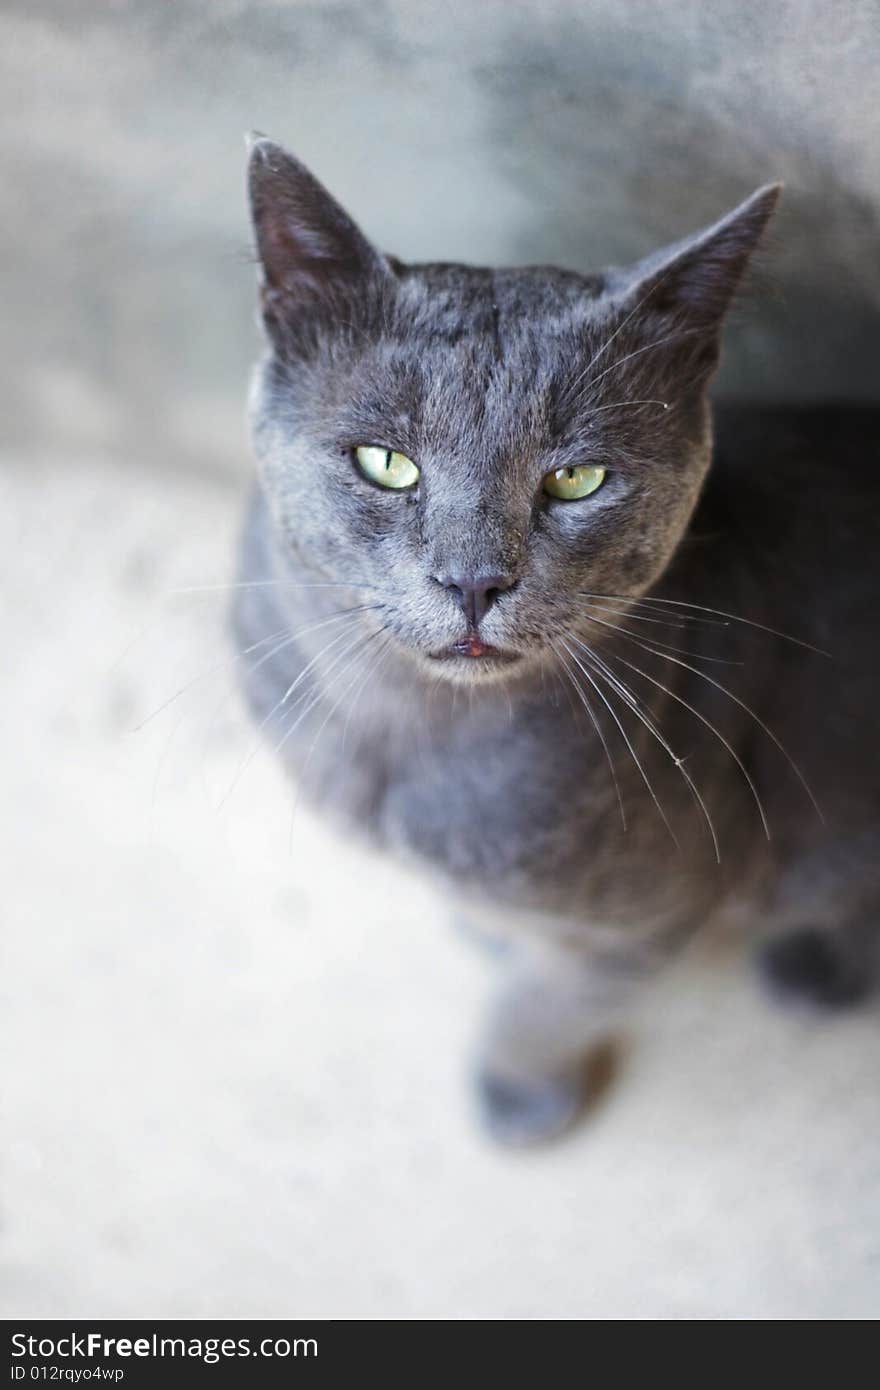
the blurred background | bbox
[2,0,879,1319]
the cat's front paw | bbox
[757,927,870,1009]
[475,1068,584,1147]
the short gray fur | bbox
[234,139,880,1143]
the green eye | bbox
[543,464,607,501]
[355,445,420,490]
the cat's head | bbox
[247,137,778,685]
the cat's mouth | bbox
[429,636,521,665]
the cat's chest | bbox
[290,695,581,844]
[339,709,630,905]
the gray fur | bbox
[234,139,880,1142]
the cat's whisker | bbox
[563,264,682,398]
[560,639,681,849]
[136,601,381,734]
[340,631,395,754]
[286,630,391,848]
[555,641,627,830]
[150,618,324,806]
[580,592,831,655]
[113,582,378,688]
[586,626,824,823]
[231,608,381,757]
[427,670,444,755]
[578,604,744,664]
[216,610,379,807]
[574,598,699,631]
[170,578,388,597]
[273,626,382,764]
[587,398,670,415]
[551,663,567,710]
[268,622,377,744]
[572,641,722,862]
[580,329,700,397]
[249,607,381,711]
[273,610,380,711]
[411,665,443,776]
[552,649,582,725]
[577,593,730,630]
[574,625,771,839]
[305,629,391,771]
[133,622,294,731]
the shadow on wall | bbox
[480,10,880,403]
[2,0,878,475]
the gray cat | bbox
[233,137,880,1144]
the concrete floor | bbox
[2,451,879,1320]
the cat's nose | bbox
[434,572,516,629]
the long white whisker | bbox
[573,641,722,862]
[587,398,670,415]
[216,613,377,807]
[564,265,683,397]
[273,628,380,764]
[303,631,390,773]
[170,579,387,597]
[580,592,830,656]
[576,626,771,839]
[583,329,699,395]
[148,622,308,803]
[247,606,379,702]
[133,623,292,731]
[560,639,678,848]
[271,609,380,711]
[579,604,743,664]
[555,643,627,830]
[341,635,394,755]
[579,593,731,631]
[588,628,823,823]
[135,602,380,734]
[285,631,390,848]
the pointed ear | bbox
[246,135,385,317]
[613,183,782,337]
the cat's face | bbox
[248,139,777,685]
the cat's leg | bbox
[759,927,876,1006]
[474,934,669,1146]
[757,832,880,1009]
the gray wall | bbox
[3,0,879,476]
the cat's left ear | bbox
[246,134,387,317]
[610,183,782,345]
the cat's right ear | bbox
[246,135,385,326]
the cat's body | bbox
[235,139,880,1141]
